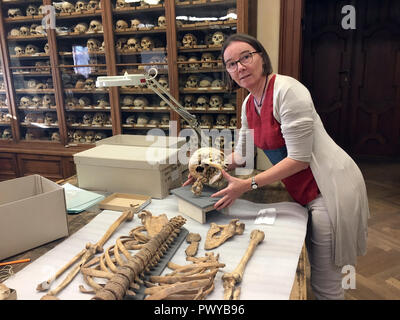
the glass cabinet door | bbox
[175,0,237,148]
[4,0,60,142]
[112,0,170,135]
[53,1,111,144]
[0,64,12,141]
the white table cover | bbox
[4,196,308,300]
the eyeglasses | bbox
[224,51,260,72]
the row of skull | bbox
[19,95,55,108]
[68,130,107,144]
[125,113,170,126]
[186,114,237,128]
[183,75,225,89]
[115,36,160,52]
[66,112,112,126]
[65,97,110,109]
[116,0,162,8]
[9,24,45,37]
[180,32,227,48]
[23,112,57,125]
[13,43,49,56]
[63,77,98,90]
[24,129,60,142]
[181,95,234,110]
[115,17,166,31]
[178,53,223,70]
[24,79,53,90]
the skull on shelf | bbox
[199,76,213,88]
[2,128,12,139]
[126,37,140,51]
[134,97,149,108]
[201,52,216,69]
[122,95,134,106]
[216,114,229,126]
[26,5,38,16]
[44,42,50,54]
[116,38,128,51]
[85,130,95,143]
[115,20,129,31]
[125,115,136,125]
[157,16,166,28]
[45,112,56,125]
[209,95,223,109]
[87,38,101,51]
[31,95,42,107]
[137,113,149,125]
[229,115,237,127]
[9,28,20,37]
[183,95,195,109]
[158,76,169,89]
[211,79,225,88]
[148,117,160,126]
[196,95,209,109]
[74,23,89,34]
[42,95,54,108]
[200,114,213,127]
[66,113,76,124]
[97,99,110,108]
[19,96,32,108]
[89,20,103,33]
[8,8,23,18]
[61,2,75,13]
[25,44,39,55]
[82,113,93,125]
[116,0,130,8]
[211,31,225,46]
[78,96,91,106]
[34,25,45,35]
[75,79,85,89]
[75,1,88,13]
[185,75,199,88]
[51,131,61,142]
[160,114,169,125]
[141,37,154,50]
[27,79,37,89]
[95,131,107,141]
[187,56,200,70]
[87,0,100,11]
[84,78,96,90]
[73,130,85,143]
[182,33,197,48]
[67,130,74,142]
[130,19,141,29]
[177,55,187,70]
[19,26,30,36]
[65,97,79,108]
[92,112,106,125]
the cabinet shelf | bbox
[68,125,112,130]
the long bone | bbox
[222,229,265,300]
[37,207,137,299]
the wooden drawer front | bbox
[17,154,64,181]
[0,153,19,181]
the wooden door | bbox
[302,0,400,156]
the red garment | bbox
[246,75,320,205]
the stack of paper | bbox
[62,183,105,214]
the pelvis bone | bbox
[204,219,245,250]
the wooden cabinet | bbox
[0,0,256,180]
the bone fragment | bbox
[204,219,245,250]
[185,233,201,257]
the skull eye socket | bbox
[195,166,205,173]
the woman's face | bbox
[223,41,264,91]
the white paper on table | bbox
[255,208,277,225]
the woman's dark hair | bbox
[221,33,273,91]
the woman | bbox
[184,34,370,300]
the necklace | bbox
[254,77,268,108]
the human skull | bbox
[42,95,54,108]
[160,114,169,125]
[201,52,216,69]
[9,28,20,37]
[130,19,141,29]
[82,113,93,124]
[95,132,107,141]
[97,99,110,108]
[126,37,140,51]
[85,130,95,143]
[126,115,136,124]
[74,23,88,34]
[78,96,91,106]
[20,96,32,108]
[87,0,100,10]
[211,31,225,46]
[116,38,128,51]
[183,95,195,109]
[211,79,225,88]
[61,2,75,13]
[188,147,227,195]
[141,37,154,50]
[199,76,213,88]
[8,8,23,18]
[26,5,38,16]
[185,75,199,88]
[25,44,39,55]
[84,78,96,90]
[177,55,187,70]
[182,33,197,48]
[148,117,160,126]
[2,128,12,139]
[134,97,149,108]
[137,113,149,125]
[216,114,229,126]
[116,0,130,8]
[158,76,168,89]
[45,112,56,124]
[27,79,37,89]
[75,1,88,12]
[31,95,42,107]
[188,56,200,70]
[210,95,224,110]
[66,113,76,124]
[34,25,45,35]
[196,95,209,109]
[51,131,61,142]
[122,95,134,106]
[92,112,106,125]
[200,114,213,127]
[229,116,237,127]
[157,16,166,28]
[44,42,50,54]
[89,20,103,32]
[116,20,129,31]
[19,26,30,36]
[73,130,85,143]
[87,38,101,51]
[14,46,25,56]
[65,97,79,108]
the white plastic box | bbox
[95,134,187,149]
[0,175,69,260]
[74,144,183,199]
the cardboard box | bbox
[95,134,187,149]
[74,145,183,199]
[0,175,69,261]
